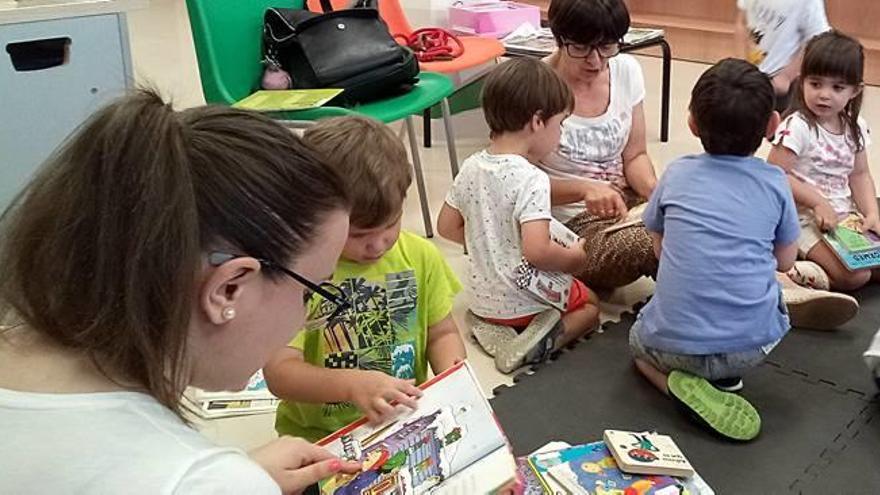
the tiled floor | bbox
[127,0,880,450]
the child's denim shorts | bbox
[628,320,781,381]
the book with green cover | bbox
[232,89,343,112]
[823,214,880,271]
[831,214,880,252]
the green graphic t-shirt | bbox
[274,231,462,441]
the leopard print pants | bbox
[564,195,659,290]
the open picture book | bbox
[316,361,517,494]
[823,213,880,271]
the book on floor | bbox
[530,440,712,495]
[521,441,572,494]
[603,430,695,478]
[526,444,572,494]
[184,369,280,419]
[823,214,880,271]
[316,361,517,495]
[540,441,685,495]
[232,88,343,112]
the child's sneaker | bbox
[465,310,517,357]
[783,285,859,330]
[494,309,562,374]
[667,370,761,441]
[786,261,831,290]
[711,377,744,392]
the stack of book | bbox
[520,431,713,495]
[185,369,280,419]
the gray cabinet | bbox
[1,6,135,210]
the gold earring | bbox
[222,307,236,320]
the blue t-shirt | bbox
[637,154,800,354]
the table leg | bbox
[660,39,671,143]
[423,108,432,148]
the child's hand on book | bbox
[860,214,880,236]
[347,370,423,425]
[813,200,839,232]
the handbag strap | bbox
[397,28,464,62]
[315,0,377,12]
[318,0,333,12]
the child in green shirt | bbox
[264,116,467,442]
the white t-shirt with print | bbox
[446,150,570,319]
[737,0,829,76]
[0,388,280,495]
[773,111,871,215]
[540,54,646,223]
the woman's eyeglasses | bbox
[562,40,621,59]
[208,252,350,321]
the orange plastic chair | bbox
[380,0,505,147]
[313,1,506,147]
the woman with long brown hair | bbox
[0,90,359,493]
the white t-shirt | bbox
[737,0,830,76]
[540,54,646,223]
[446,150,570,319]
[773,111,871,215]
[0,387,280,495]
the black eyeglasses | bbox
[562,39,621,59]
[208,252,350,321]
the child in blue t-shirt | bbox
[631,59,799,441]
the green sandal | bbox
[667,370,762,441]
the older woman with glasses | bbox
[540,0,659,290]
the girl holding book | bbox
[769,31,879,292]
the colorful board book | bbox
[603,430,695,478]
[823,214,880,271]
[530,441,711,495]
[316,361,517,495]
[232,89,343,112]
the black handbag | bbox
[263,0,420,104]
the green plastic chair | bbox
[185,0,461,237]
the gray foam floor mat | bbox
[792,402,880,494]
[491,304,880,493]
[769,283,880,398]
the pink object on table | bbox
[448,2,541,38]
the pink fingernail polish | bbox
[330,460,342,472]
